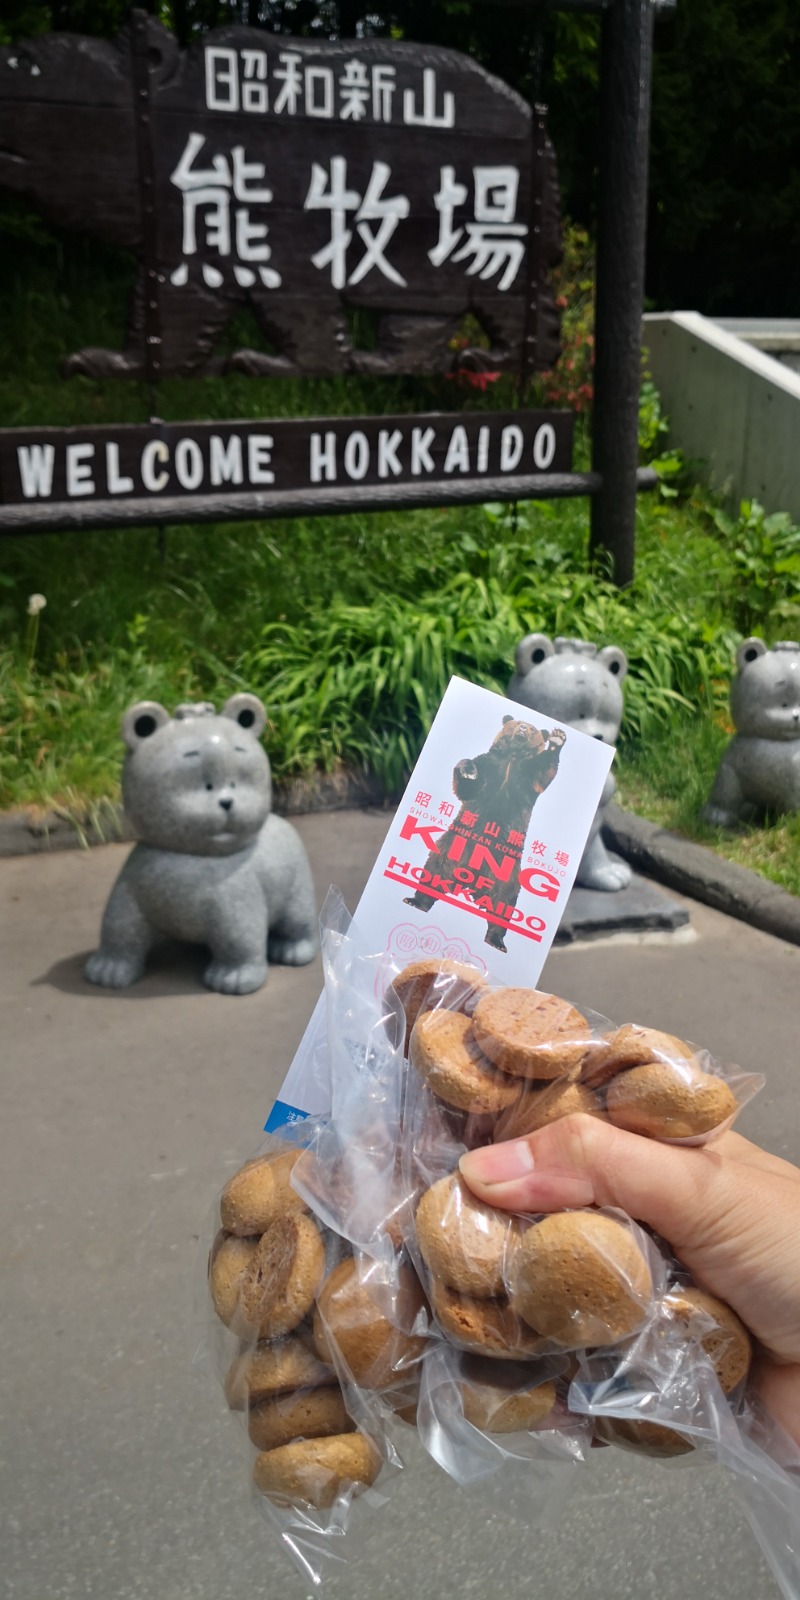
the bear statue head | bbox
[730,638,800,742]
[120,693,271,855]
[508,634,627,745]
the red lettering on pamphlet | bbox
[399,813,444,853]
[519,866,561,901]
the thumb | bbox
[459,1115,746,1265]
[459,1116,800,1367]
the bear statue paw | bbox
[268,935,317,967]
[203,958,268,996]
[700,803,742,830]
[84,951,145,988]
[577,860,633,892]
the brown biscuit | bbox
[415,1172,521,1299]
[209,1233,260,1329]
[494,1079,604,1141]
[225,1334,333,1410]
[472,989,591,1080]
[252,1431,381,1509]
[220,1149,308,1236]
[247,1385,354,1452]
[312,1258,427,1389]
[508,1211,653,1347]
[238,1213,326,1339]
[410,1010,522,1115]
[592,1415,693,1458]
[388,959,486,1049]
[583,1024,697,1088]
[606,1062,738,1140]
[664,1285,752,1393]
[459,1361,558,1433]
[428,1279,545,1359]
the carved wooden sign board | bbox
[0,13,573,534]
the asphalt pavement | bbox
[2,809,799,1600]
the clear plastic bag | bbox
[204,906,797,1591]
[205,1126,399,1586]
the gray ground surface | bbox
[2,810,798,1600]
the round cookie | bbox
[494,1079,604,1141]
[225,1335,333,1410]
[459,1360,558,1433]
[209,1233,260,1329]
[220,1149,308,1236]
[428,1279,545,1359]
[472,989,591,1080]
[582,1023,697,1087]
[410,1010,522,1115]
[415,1172,521,1299]
[238,1213,326,1338]
[312,1258,427,1389]
[593,1415,693,1458]
[508,1211,653,1347]
[388,958,486,1046]
[664,1284,752,1393]
[252,1431,381,1509]
[606,1062,737,1140]
[247,1385,355,1451]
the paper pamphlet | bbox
[266,674,613,1132]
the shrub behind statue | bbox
[85,695,317,994]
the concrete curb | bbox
[0,771,393,857]
[604,803,800,947]
[2,788,798,949]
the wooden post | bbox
[589,0,656,586]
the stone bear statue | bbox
[702,637,800,827]
[84,694,317,994]
[402,713,567,951]
[508,634,631,892]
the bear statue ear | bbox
[736,637,767,671]
[121,701,170,752]
[515,633,554,675]
[221,692,267,738]
[597,645,628,682]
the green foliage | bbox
[707,500,800,637]
[237,501,739,789]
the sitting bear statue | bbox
[85,694,317,994]
[508,634,631,891]
[702,637,800,827]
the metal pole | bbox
[589,0,655,585]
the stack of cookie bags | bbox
[390,956,763,1475]
[208,1136,435,1579]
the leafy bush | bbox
[241,510,738,790]
[707,500,800,637]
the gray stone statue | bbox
[508,634,631,891]
[702,637,800,827]
[84,695,317,994]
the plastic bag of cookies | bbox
[418,1341,590,1489]
[395,963,762,1148]
[206,1131,402,1582]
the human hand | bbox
[459,1116,800,1443]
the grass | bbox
[1,227,799,896]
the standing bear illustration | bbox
[403,714,567,951]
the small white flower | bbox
[27,594,47,615]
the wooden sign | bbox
[0,409,574,533]
[0,14,562,383]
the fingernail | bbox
[459,1139,535,1187]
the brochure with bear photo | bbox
[267,674,613,1131]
